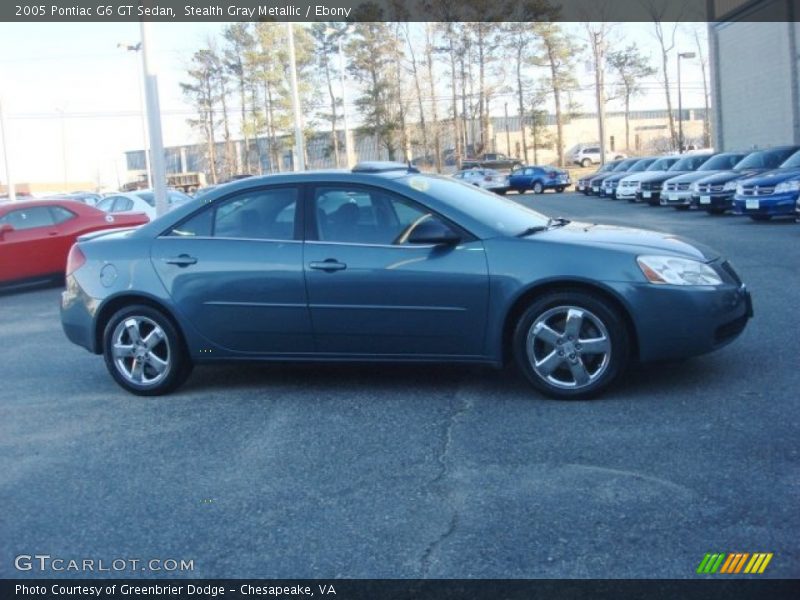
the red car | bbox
[0,199,148,287]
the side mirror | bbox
[0,223,13,240]
[406,218,460,245]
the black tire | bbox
[532,181,544,194]
[581,158,592,168]
[556,186,565,193]
[514,187,526,194]
[749,215,772,221]
[512,291,630,400]
[102,304,193,396]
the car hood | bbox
[636,170,685,183]
[737,167,800,186]
[593,172,629,183]
[531,221,718,261]
[695,168,766,185]
[665,170,725,184]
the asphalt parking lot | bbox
[1,192,798,579]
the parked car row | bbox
[453,165,571,195]
[577,145,800,221]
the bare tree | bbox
[608,43,657,150]
[644,1,688,150]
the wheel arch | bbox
[499,279,640,365]
[92,293,185,355]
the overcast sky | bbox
[0,21,711,189]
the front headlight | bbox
[775,180,800,193]
[723,181,738,191]
[637,255,723,286]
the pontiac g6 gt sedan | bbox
[60,163,753,399]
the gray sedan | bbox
[61,164,752,399]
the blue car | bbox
[508,166,571,194]
[60,162,752,399]
[732,149,800,220]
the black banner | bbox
[3,0,800,23]
[3,579,800,600]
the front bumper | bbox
[732,192,799,217]
[691,192,735,211]
[610,279,753,362]
[661,190,693,206]
[637,189,662,204]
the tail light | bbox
[66,244,86,276]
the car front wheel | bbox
[581,158,592,167]
[513,291,630,400]
[103,305,193,396]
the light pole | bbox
[0,96,15,201]
[336,33,355,168]
[55,106,67,190]
[118,42,152,188]
[677,51,696,153]
[287,23,305,171]
[139,21,168,217]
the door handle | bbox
[164,254,198,267]
[309,259,346,272]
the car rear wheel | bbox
[556,186,565,193]
[581,158,592,167]
[513,291,630,400]
[532,181,544,194]
[103,305,193,396]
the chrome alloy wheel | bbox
[526,306,611,390]
[111,316,171,386]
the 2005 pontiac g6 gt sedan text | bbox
[60,163,753,400]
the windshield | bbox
[698,154,745,171]
[649,157,678,171]
[599,161,618,172]
[613,159,639,171]
[402,175,548,235]
[779,150,800,169]
[735,148,797,170]
[669,155,712,171]
[628,158,656,172]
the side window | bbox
[114,198,134,212]
[314,186,430,245]
[524,168,535,176]
[2,207,55,230]
[169,187,297,240]
[96,197,117,212]
[50,206,77,224]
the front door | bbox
[304,183,489,357]
[151,185,313,354]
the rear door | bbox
[151,185,312,354]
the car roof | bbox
[0,199,91,212]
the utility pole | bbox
[287,23,305,171]
[139,21,168,217]
[56,107,68,190]
[338,35,355,168]
[677,52,696,153]
[0,97,15,201]
[118,42,152,188]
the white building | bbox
[709,0,800,150]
